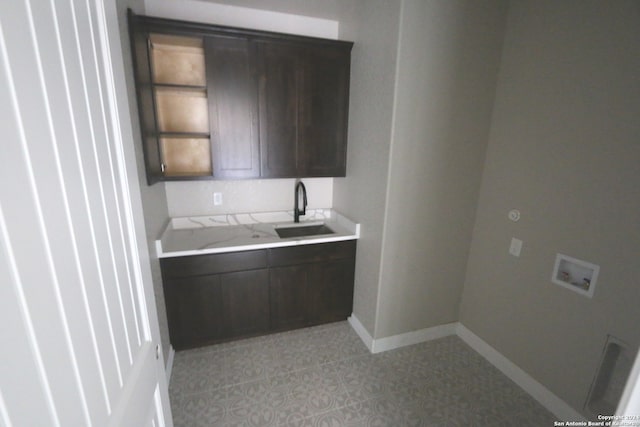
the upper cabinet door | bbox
[128,12,163,184]
[257,40,352,178]
[301,45,351,177]
[257,41,303,178]
[150,34,212,179]
[206,36,260,179]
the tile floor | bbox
[169,321,557,426]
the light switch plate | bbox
[213,192,223,206]
[509,237,523,257]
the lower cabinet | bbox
[163,268,270,349]
[308,259,355,324]
[163,274,224,348]
[161,241,356,350]
[269,265,309,331]
[221,269,269,337]
[269,251,355,331]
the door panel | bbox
[128,13,163,184]
[206,36,260,178]
[269,265,310,330]
[309,259,356,323]
[257,41,301,177]
[221,269,270,337]
[301,46,350,176]
[164,276,224,349]
[0,1,171,426]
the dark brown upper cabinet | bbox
[258,40,351,178]
[127,10,352,184]
[257,41,301,177]
[205,36,260,179]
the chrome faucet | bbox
[294,180,307,223]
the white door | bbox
[0,1,172,426]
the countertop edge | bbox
[157,234,359,258]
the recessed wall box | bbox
[552,253,599,298]
[585,335,634,417]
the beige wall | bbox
[332,0,401,335]
[116,0,172,364]
[375,0,508,338]
[459,0,640,415]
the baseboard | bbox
[456,323,584,422]
[371,322,458,353]
[165,345,175,384]
[348,314,456,354]
[348,314,373,352]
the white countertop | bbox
[156,208,360,258]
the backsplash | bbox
[165,178,334,217]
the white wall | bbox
[459,0,640,415]
[165,178,333,217]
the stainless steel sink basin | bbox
[275,224,335,238]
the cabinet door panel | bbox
[127,15,162,183]
[258,42,301,177]
[206,36,260,178]
[164,275,223,350]
[301,46,350,176]
[269,265,309,330]
[309,258,355,324]
[221,269,269,337]
[130,12,352,183]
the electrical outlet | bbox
[509,237,523,257]
[213,192,223,206]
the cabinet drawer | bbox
[161,249,267,278]
[268,240,355,267]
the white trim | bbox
[456,323,584,422]
[348,315,373,352]
[371,322,457,354]
[348,314,456,354]
[165,346,175,384]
